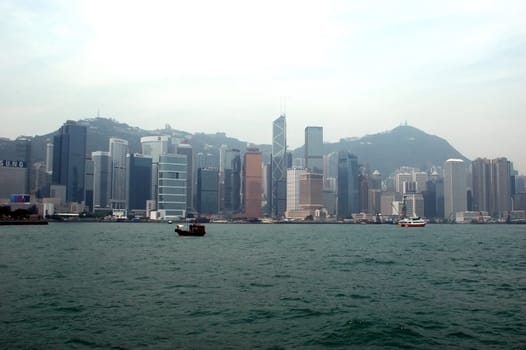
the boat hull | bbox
[399,222,426,228]
[175,224,206,236]
[398,217,426,228]
[175,229,206,236]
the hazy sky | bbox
[1,0,525,172]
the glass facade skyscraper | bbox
[337,151,359,219]
[141,135,170,208]
[444,159,467,221]
[271,115,287,218]
[127,153,152,212]
[52,121,87,203]
[109,138,128,209]
[15,137,31,193]
[222,149,241,214]
[305,126,323,174]
[92,151,111,210]
[197,168,219,214]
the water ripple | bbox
[0,223,524,349]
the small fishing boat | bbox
[175,224,206,236]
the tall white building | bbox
[286,168,307,213]
[444,159,467,221]
[157,154,187,220]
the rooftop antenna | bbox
[280,96,287,117]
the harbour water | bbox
[1,223,525,349]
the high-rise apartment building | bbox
[271,115,287,218]
[109,138,128,209]
[444,159,467,221]
[243,148,262,218]
[52,121,87,203]
[305,126,323,174]
[337,151,360,219]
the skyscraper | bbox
[84,157,94,211]
[472,157,512,217]
[243,148,262,218]
[127,153,152,213]
[109,138,128,209]
[15,137,31,193]
[305,126,323,174]
[472,158,491,213]
[141,135,170,207]
[157,154,187,220]
[46,142,53,174]
[176,143,194,212]
[286,168,307,214]
[140,136,170,163]
[271,115,287,218]
[197,168,219,215]
[299,172,323,214]
[92,151,111,211]
[443,159,467,221]
[337,151,359,219]
[52,121,87,203]
[222,148,241,214]
[492,157,512,216]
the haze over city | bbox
[1,0,525,172]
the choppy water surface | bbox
[1,223,525,349]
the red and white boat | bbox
[398,217,426,228]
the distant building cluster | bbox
[0,118,525,223]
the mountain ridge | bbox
[0,118,467,176]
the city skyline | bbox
[1,1,525,173]
[1,119,524,222]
